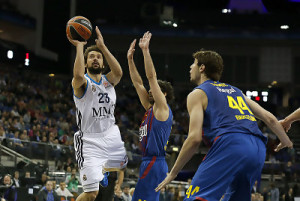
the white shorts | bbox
[74,125,128,192]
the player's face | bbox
[86,51,104,74]
[190,59,200,84]
[148,89,154,105]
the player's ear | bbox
[199,64,205,73]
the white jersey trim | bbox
[73,78,89,99]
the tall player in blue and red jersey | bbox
[127,32,174,201]
[156,50,293,201]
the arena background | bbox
[0,0,300,200]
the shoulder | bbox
[187,89,208,110]
[188,89,207,101]
[102,74,114,88]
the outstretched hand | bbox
[279,119,292,132]
[95,26,105,49]
[274,140,293,152]
[67,35,87,47]
[155,172,177,192]
[127,39,136,60]
[139,31,152,50]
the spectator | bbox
[65,169,79,196]
[36,173,48,186]
[1,174,17,201]
[37,180,59,201]
[55,182,73,199]
[21,171,35,188]
[121,185,131,201]
[282,188,294,201]
[270,183,279,201]
[11,171,20,188]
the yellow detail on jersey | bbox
[164,141,169,151]
[227,96,256,121]
[235,115,256,121]
[227,96,244,114]
[210,82,228,87]
[236,96,253,115]
[186,185,200,198]
[138,200,146,201]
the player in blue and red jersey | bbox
[127,32,174,201]
[156,50,293,201]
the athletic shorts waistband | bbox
[142,156,165,161]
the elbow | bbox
[146,73,156,80]
[115,68,123,78]
[188,134,202,146]
[264,112,277,126]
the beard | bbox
[87,65,104,75]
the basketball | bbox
[66,16,92,41]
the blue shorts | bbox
[132,156,168,201]
[184,133,266,201]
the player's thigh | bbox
[79,165,104,192]
[133,159,167,201]
[223,135,266,201]
[104,130,128,169]
[184,134,258,201]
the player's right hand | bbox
[274,140,293,152]
[139,31,152,50]
[67,35,87,47]
[279,119,292,132]
[127,39,136,60]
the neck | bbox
[87,72,102,83]
[197,75,210,85]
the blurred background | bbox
[0,0,300,200]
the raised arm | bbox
[244,95,293,151]
[95,26,123,86]
[280,108,300,132]
[139,32,169,120]
[156,89,206,192]
[68,36,87,98]
[127,39,150,110]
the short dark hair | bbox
[157,80,174,103]
[193,50,223,81]
[84,45,108,68]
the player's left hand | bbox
[279,119,292,132]
[95,26,105,49]
[139,31,152,50]
[274,141,293,152]
[155,172,176,192]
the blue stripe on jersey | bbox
[139,106,173,157]
[85,73,102,85]
[195,80,267,145]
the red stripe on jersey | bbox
[140,156,156,179]
[213,136,220,143]
[195,197,208,201]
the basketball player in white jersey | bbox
[68,26,128,201]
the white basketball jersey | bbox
[73,74,116,133]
